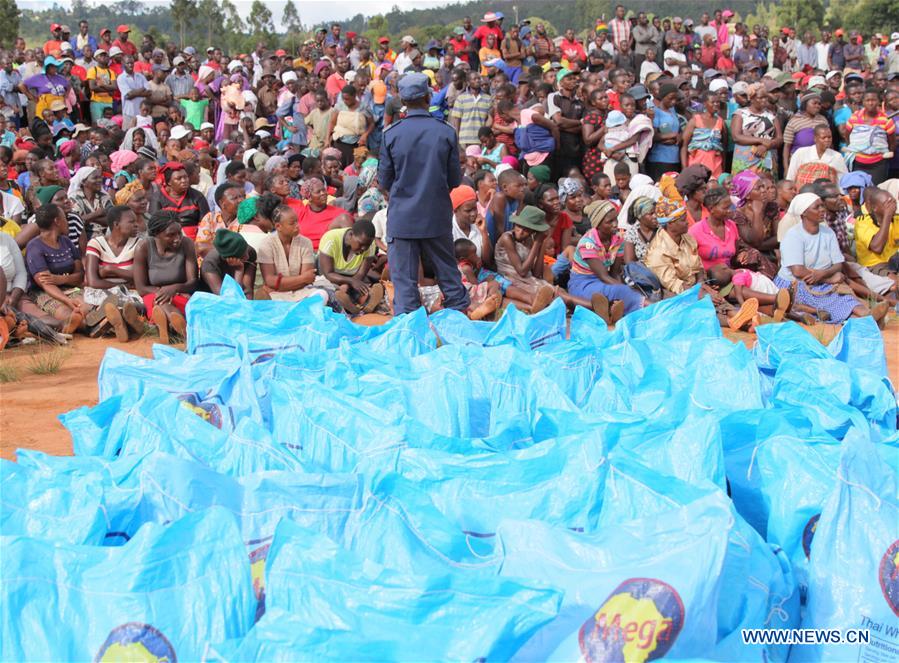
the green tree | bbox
[197,0,226,49]
[367,14,389,35]
[0,0,20,49]
[774,0,825,38]
[744,1,780,33]
[283,0,303,33]
[842,0,899,34]
[169,0,196,49]
[247,0,275,39]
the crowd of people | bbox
[1,7,899,349]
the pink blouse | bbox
[688,218,738,270]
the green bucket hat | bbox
[511,205,550,232]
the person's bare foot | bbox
[531,285,555,313]
[871,300,889,328]
[104,301,129,342]
[610,300,625,324]
[152,306,170,344]
[591,293,610,324]
[168,311,187,340]
[62,308,84,335]
[363,283,385,313]
[470,293,501,320]
[773,288,791,322]
[335,289,361,315]
[121,301,143,334]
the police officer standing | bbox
[378,72,469,315]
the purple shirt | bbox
[23,73,69,97]
[25,235,80,288]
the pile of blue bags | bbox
[3,277,897,661]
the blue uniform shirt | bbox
[378,107,462,239]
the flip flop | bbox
[363,283,385,314]
[104,301,129,342]
[728,297,760,332]
[151,306,170,345]
[591,293,610,324]
[530,285,555,314]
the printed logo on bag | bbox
[249,539,272,622]
[176,393,223,429]
[802,514,820,559]
[878,539,899,618]
[95,623,176,662]
[578,578,685,663]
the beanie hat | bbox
[213,228,248,258]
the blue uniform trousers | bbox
[387,234,470,315]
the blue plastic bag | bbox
[795,431,899,661]
[261,519,561,660]
[1,507,255,661]
[497,492,731,661]
[483,297,567,351]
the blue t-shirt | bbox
[649,106,680,163]
[777,223,843,282]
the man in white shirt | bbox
[393,36,417,75]
[693,13,716,45]
[784,124,849,183]
[663,40,687,76]
[815,31,832,71]
[116,55,149,130]
[1,189,24,223]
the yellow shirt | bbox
[854,205,899,268]
[86,66,116,104]
[645,228,703,294]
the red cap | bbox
[50,23,61,31]
[275,49,287,57]
[100,28,111,35]
[378,37,390,44]
[116,25,130,33]
[347,31,357,39]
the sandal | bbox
[728,297,760,332]
[151,306,170,344]
[121,302,144,334]
[591,293,611,325]
[530,285,555,314]
[773,288,792,322]
[104,300,129,342]
[362,283,385,314]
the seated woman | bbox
[133,210,198,344]
[83,205,144,342]
[645,190,759,330]
[195,182,245,260]
[568,200,643,324]
[147,162,210,240]
[257,204,328,304]
[622,196,658,264]
[296,178,347,251]
[200,229,257,298]
[24,204,95,334]
[317,218,384,315]
[0,230,70,345]
[674,164,711,226]
[729,170,779,278]
[494,206,558,314]
[68,166,113,239]
[775,193,878,325]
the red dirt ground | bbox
[1,316,897,462]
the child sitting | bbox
[494,205,559,313]
[455,238,503,320]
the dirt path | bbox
[2,318,897,462]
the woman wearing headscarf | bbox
[729,170,779,278]
[622,196,658,264]
[616,175,660,231]
[147,162,210,239]
[730,82,781,176]
[132,210,198,344]
[839,171,873,218]
[121,126,160,154]
[115,180,149,235]
[31,185,86,254]
[68,166,113,239]
[558,177,587,235]
[782,93,830,179]
[111,149,139,191]
[55,140,80,181]
[675,164,711,226]
[569,199,643,324]
[775,193,873,324]
[526,164,552,192]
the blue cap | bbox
[43,56,62,70]
[398,72,430,101]
[495,11,504,19]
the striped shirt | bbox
[846,110,895,165]
[608,18,632,51]
[85,234,140,281]
[450,91,493,146]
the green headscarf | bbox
[36,185,63,206]
[236,196,257,225]
[528,164,551,184]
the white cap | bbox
[172,56,186,66]
[199,122,214,131]
[254,129,272,139]
[227,60,242,72]
[891,32,899,41]
[281,70,298,84]
[170,125,190,140]
[344,70,356,83]
[108,46,123,57]
[732,81,750,96]
[709,79,729,93]
[401,35,416,44]
[807,75,827,89]
[824,70,841,81]
[60,41,73,52]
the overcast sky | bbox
[18,1,464,25]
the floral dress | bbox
[582,110,606,181]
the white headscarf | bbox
[67,166,97,198]
[121,127,160,153]
[197,65,216,83]
[879,179,899,202]
[618,182,661,229]
[777,192,821,241]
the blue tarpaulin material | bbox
[2,278,896,661]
